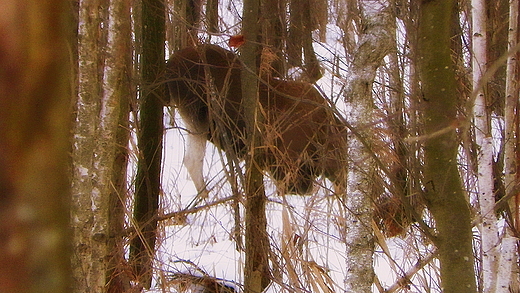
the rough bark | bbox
[0,0,72,291]
[129,0,165,288]
[241,0,271,291]
[71,0,111,291]
[72,0,133,292]
[342,1,394,292]
[417,1,477,292]
[104,0,133,292]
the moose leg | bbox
[184,131,209,198]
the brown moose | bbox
[165,44,347,196]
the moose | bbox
[165,44,347,196]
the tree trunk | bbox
[505,0,519,229]
[501,0,520,291]
[471,0,501,291]
[71,0,110,291]
[287,0,323,81]
[0,1,72,292]
[261,0,287,78]
[103,0,133,292]
[417,1,477,292]
[342,1,394,292]
[72,0,133,292]
[241,0,271,291]
[129,0,165,288]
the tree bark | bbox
[417,1,477,292]
[505,0,519,229]
[261,0,287,78]
[287,0,323,81]
[471,1,501,291]
[104,0,133,292]
[241,0,271,291]
[129,0,165,288]
[71,0,111,291]
[0,0,72,292]
[342,1,394,292]
[502,0,520,291]
[72,0,133,292]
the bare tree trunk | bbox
[241,0,271,291]
[72,0,133,292]
[417,1,477,292]
[261,0,287,78]
[471,1,501,292]
[206,0,219,33]
[342,1,393,292]
[505,0,519,230]
[287,0,324,81]
[104,0,133,292]
[168,0,201,49]
[129,0,165,288]
[0,0,72,292]
[71,0,111,291]
[501,0,520,291]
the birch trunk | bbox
[501,0,520,291]
[505,0,519,224]
[342,1,393,291]
[472,1,501,292]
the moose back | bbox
[165,44,347,196]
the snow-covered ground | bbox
[142,117,438,293]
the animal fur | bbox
[165,44,347,195]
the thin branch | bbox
[384,250,438,293]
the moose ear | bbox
[229,35,245,48]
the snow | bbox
[141,120,440,293]
[143,6,440,291]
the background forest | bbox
[0,0,519,293]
